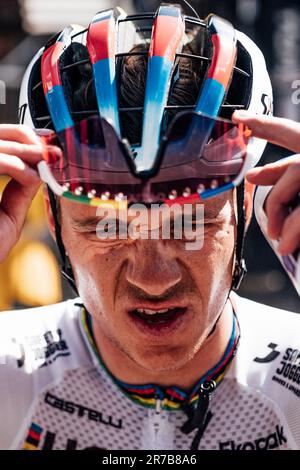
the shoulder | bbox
[232,292,300,331]
[0,298,91,372]
[231,292,300,373]
[230,293,300,448]
[0,299,93,449]
[0,297,79,333]
[231,293,300,357]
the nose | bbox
[125,240,182,297]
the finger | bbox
[232,111,300,154]
[0,141,62,166]
[0,153,41,186]
[277,205,300,255]
[35,129,55,137]
[0,124,41,145]
[265,162,300,239]
[246,155,300,185]
[0,179,41,256]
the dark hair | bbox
[117,31,209,144]
[29,20,251,139]
[57,25,211,145]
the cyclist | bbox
[0,4,299,450]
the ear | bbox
[244,180,256,230]
[43,186,57,242]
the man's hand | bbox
[233,111,300,256]
[0,124,46,262]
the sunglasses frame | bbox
[37,110,254,206]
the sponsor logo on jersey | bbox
[254,343,300,399]
[219,425,287,450]
[254,343,281,363]
[44,392,123,429]
[272,347,300,398]
[13,328,70,368]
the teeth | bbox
[136,308,170,315]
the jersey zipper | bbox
[154,395,162,437]
[153,394,163,437]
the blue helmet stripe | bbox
[134,55,173,172]
[196,78,225,117]
[92,58,120,135]
[45,85,73,132]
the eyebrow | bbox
[70,199,230,228]
[71,216,104,229]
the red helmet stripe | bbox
[149,14,184,60]
[87,17,116,64]
[207,33,237,88]
[41,42,65,94]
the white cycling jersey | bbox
[0,293,299,450]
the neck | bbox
[90,299,234,391]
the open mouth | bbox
[131,307,185,323]
[128,306,187,334]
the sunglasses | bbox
[37,111,253,208]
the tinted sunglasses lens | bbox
[40,116,139,200]
[161,112,250,184]
[40,113,251,204]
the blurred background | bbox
[0,0,300,311]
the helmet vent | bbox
[60,42,97,124]
[29,56,53,129]
[220,40,253,120]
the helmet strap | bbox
[47,187,78,294]
[231,181,247,291]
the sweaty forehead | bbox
[60,190,234,223]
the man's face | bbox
[59,192,236,372]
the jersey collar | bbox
[79,304,240,410]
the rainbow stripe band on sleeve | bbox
[22,422,43,450]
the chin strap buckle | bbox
[232,258,247,291]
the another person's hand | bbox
[233,111,300,256]
[0,124,44,262]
